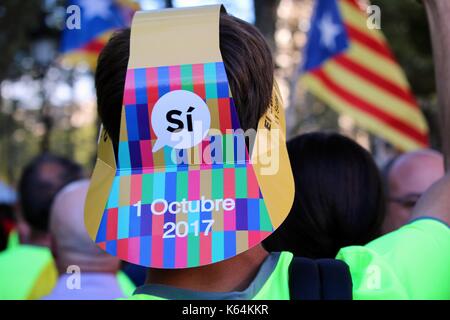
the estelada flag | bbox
[301,0,429,151]
[60,0,139,69]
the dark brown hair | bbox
[264,132,386,258]
[18,153,84,232]
[95,13,274,152]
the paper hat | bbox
[85,5,294,268]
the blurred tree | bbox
[0,1,41,81]
[0,0,64,81]
[422,0,450,168]
[254,0,281,51]
[371,0,434,96]
[0,0,98,183]
[371,0,440,149]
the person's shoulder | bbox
[339,218,448,256]
[404,217,449,230]
[0,244,52,264]
[0,244,56,299]
[336,218,450,300]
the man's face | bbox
[382,152,444,234]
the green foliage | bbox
[0,0,96,184]
[371,0,435,97]
[371,0,440,148]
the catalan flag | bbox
[60,0,139,69]
[301,0,429,151]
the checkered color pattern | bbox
[95,62,273,268]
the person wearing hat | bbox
[86,6,449,300]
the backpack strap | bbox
[289,257,353,300]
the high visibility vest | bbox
[125,219,450,300]
[6,229,19,250]
[0,244,136,300]
[127,251,294,300]
[0,244,57,300]
[116,270,137,297]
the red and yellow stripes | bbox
[59,31,114,70]
[302,0,429,151]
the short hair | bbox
[18,154,84,232]
[263,132,386,258]
[95,13,274,152]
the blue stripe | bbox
[140,204,153,236]
[140,236,152,267]
[136,103,150,140]
[230,99,241,129]
[165,172,177,225]
[158,66,170,97]
[163,237,175,268]
[247,199,260,231]
[106,240,117,256]
[129,140,142,169]
[236,198,248,230]
[129,203,141,237]
[216,62,229,98]
[125,105,139,141]
[200,211,212,232]
[224,231,236,259]
[163,170,176,269]
[95,210,108,243]
[135,68,148,104]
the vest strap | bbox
[289,257,353,300]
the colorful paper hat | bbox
[85,5,294,268]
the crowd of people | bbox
[0,11,448,300]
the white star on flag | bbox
[318,13,341,50]
[80,0,112,20]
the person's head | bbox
[49,180,120,274]
[17,154,84,246]
[263,132,386,258]
[95,12,274,153]
[382,149,444,234]
[95,12,275,284]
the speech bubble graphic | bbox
[151,90,211,152]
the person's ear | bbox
[15,219,30,244]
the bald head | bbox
[50,180,120,274]
[383,149,445,233]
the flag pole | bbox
[423,0,450,170]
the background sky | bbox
[139,0,255,22]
